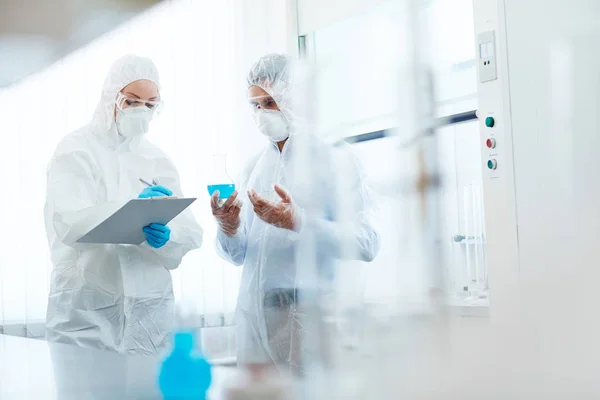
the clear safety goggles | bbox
[248,95,279,112]
[115,92,164,113]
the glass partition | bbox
[304,0,487,311]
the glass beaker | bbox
[207,154,235,199]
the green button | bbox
[485,116,495,127]
[487,160,494,169]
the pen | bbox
[139,178,158,187]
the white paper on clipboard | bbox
[76,197,196,245]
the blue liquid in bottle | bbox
[207,184,236,199]
[208,154,235,199]
[158,330,212,400]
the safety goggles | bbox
[248,95,279,112]
[115,92,164,113]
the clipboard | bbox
[76,197,196,245]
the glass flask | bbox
[207,154,235,199]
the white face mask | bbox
[116,107,153,138]
[254,109,289,142]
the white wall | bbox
[297,0,389,35]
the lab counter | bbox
[0,334,237,399]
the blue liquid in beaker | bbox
[207,184,235,199]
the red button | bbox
[486,138,496,149]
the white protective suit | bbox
[44,55,203,355]
[216,54,381,371]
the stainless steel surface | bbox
[0,334,236,399]
[0,0,162,87]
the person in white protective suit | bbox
[44,55,203,355]
[211,53,381,372]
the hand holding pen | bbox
[138,178,173,198]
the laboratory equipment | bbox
[158,329,212,400]
[207,154,235,199]
[293,0,450,397]
[469,0,600,395]
[296,0,600,396]
[474,0,600,321]
[457,183,487,301]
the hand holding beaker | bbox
[211,190,242,236]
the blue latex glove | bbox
[139,185,173,198]
[143,223,171,249]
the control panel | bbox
[473,0,521,327]
[477,29,501,179]
[478,30,498,82]
[484,114,499,178]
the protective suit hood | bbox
[90,54,160,150]
[247,53,300,141]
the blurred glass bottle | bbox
[159,307,212,399]
[207,154,235,199]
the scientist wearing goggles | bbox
[44,55,203,355]
[211,53,381,372]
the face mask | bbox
[254,109,289,142]
[116,107,153,138]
